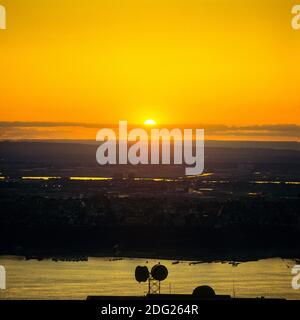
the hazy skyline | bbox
[0,121,299,141]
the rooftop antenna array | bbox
[135,264,168,294]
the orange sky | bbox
[0,0,299,140]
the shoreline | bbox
[1,248,300,263]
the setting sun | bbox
[144,119,157,126]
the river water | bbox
[0,256,299,300]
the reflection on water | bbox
[16,176,213,182]
[133,178,178,182]
[0,257,298,300]
[251,181,300,185]
[70,177,113,181]
[0,176,298,185]
[22,176,61,180]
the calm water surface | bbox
[0,256,299,300]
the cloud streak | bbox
[0,122,299,141]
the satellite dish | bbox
[151,264,168,281]
[135,266,149,283]
[192,285,216,298]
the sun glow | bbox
[144,119,157,126]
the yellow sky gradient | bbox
[0,0,299,139]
